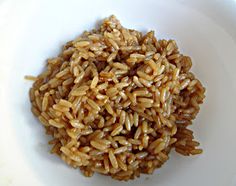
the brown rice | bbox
[28,15,205,181]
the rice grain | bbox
[28,15,205,181]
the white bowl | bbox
[0,0,236,185]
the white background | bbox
[0,0,236,186]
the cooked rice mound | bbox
[29,15,205,181]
